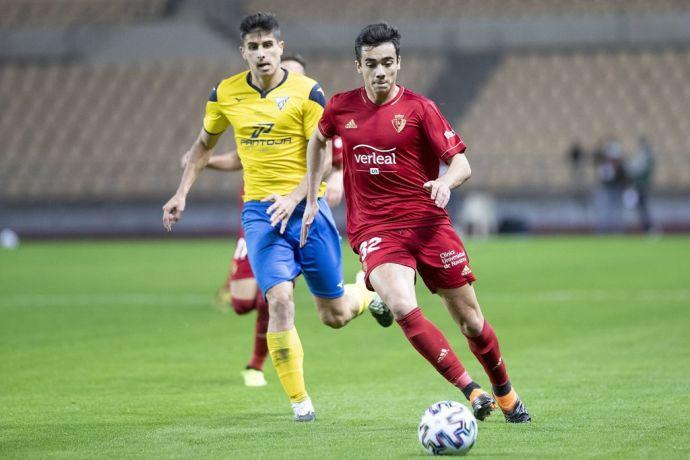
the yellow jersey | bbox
[203,69,327,201]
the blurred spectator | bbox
[623,136,655,232]
[593,138,627,233]
[567,141,585,188]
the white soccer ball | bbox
[1,228,19,250]
[418,400,478,456]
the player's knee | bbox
[231,297,255,315]
[266,289,294,326]
[457,307,484,337]
[460,319,483,337]
[383,297,417,318]
[318,310,347,329]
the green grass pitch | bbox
[1,237,689,458]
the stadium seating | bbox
[457,47,690,192]
[0,54,445,201]
[1,45,687,201]
[245,0,690,22]
[0,0,169,27]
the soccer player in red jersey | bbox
[301,23,530,423]
[179,55,345,389]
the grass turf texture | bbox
[1,237,689,458]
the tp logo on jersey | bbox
[251,123,275,138]
[392,114,406,133]
[275,96,289,110]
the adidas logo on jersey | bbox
[345,119,357,129]
[461,265,472,276]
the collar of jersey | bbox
[245,69,289,98]
[359,84,405,108]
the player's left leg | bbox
[438,284,530,423]
[293,199,390,328]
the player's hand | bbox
[180,151,191,169]
[325,175,344,207]
[300,199,319,247]
[162,194,186,232]
[262,194,298,234]
[423,180,451,208]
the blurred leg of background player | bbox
[217,231,269,387]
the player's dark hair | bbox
[239,12,281,40]
[355,23,401,62]
[282,53,306,70]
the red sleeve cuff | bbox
[440,141,467,164]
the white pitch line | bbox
[0,289,688,308]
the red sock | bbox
[397,307,473,391]
[247,292,269,370]
[466,320,510,389]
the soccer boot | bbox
[355,271,394,327]
[502,397,531,423]
[368,294,394,327]
[469,389,497,421]
[241,368,267,387]
[291,398,316,422]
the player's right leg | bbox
[264,281,314,422]
[242,201,313,422]
[367,262,484,404]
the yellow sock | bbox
[344,282,373,316]
[266,327,307,403]
[496,388,518,412]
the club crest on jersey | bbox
[275,96,289,110]
[392,114,406,133]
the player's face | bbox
[357,42,400,97]
[240,32,284,77]
[282,59,305,75]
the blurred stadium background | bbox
[1,0,689,238]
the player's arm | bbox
[424,154,471,209]
[300,128,330,246]
[324,163,343,207]
[324,136,344,207]
[162,129,221,231]
[181,149,242,171]
[208,151,242,171]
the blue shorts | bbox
[241,198,344,299]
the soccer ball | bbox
[418,401,478,456]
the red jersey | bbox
[318,85,466,246]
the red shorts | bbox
[353,224,476,293]
[230,229,255,281]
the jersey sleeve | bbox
[421,101,466,163]
[331,135,344,168]
[302,82,326,139]
[202,83,230,135]
[317,95,338,139]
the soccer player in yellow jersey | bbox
[162,12,392,422]
[179,55,345,389]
